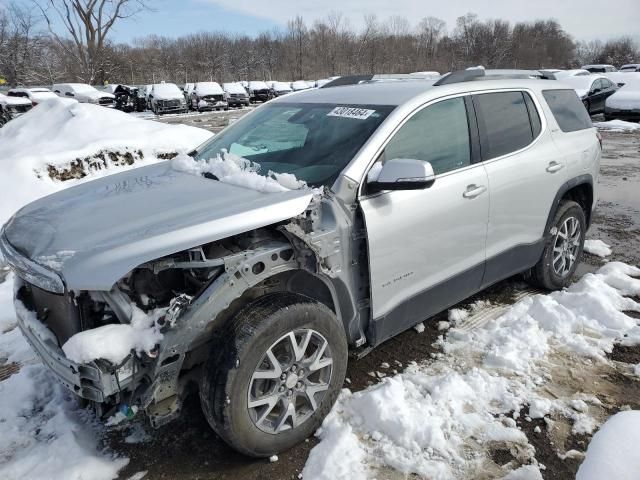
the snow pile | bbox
[0,275,128,480]
[593,119,640,131]
[303,262,640,479]
[576,411,640,480]
[583,239,612,257]
[0,98,212,226]
[172,151,308,193]
[62,306,166,364]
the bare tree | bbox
[33,0,148,83]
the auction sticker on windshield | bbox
[327,106,376,120]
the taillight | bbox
[596,131,602,149]
[32,101,37,106]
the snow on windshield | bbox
[171,151,308,193]
[223,83,247,94]
[152,83,182,99]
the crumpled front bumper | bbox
[13,276,134,403]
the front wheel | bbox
[530,200,586,290]
[200,293,347,457]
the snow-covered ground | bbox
[302,262,640,479]
[0,98,212,226]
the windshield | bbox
[193,102,394,187]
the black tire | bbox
[530,200,586,290]
[200,292,347,457]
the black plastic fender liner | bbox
[544,174,594,234]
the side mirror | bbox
[367,158,436,194]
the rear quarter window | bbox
[473,91,535,161]
[542,89,593,133]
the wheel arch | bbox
[544,175,594,235]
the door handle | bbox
[546,161,564,173]
[463,184,487,199]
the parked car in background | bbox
[552,69,591,79]
[7,87,58,106]
[604,79,640,121]
[190,82,228,112]
[291,80,311,91]
[113,85,146,113]
[52,83,115,106]
[0,92,32,126]
[148,82,187,114]
[315,78,331,87]
[223,82,250,107]
[560,75,618,114]
[602,71,640,87]
[0,72,601,458]
[619,64,640,73]
[581,64,617,73]
[271,81,293,97]
[248,81,272,103]
[143,84,153,108]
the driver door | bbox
[359,96,489,340]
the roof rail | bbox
[433,69,485,86]
[320,75,374,88]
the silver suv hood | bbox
[3,161,313,291]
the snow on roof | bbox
[0,98,212,225]
[194,82,224,95]
[272,81,292,91]
[249,81,269,90]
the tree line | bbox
[1,1,638,87]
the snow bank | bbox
[583,239,612,257]
[593,119,640,131]
[62,306,165,364]
[0,98,212,226]
[303,262,640,479]
[172,151,308,193]
[0,276,128,480]
[576,411,640,480]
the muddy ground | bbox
[104,121,640,480]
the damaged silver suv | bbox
[0,70,601,457]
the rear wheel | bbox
[199,292,347,457]
[530,200,586,290]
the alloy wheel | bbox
[247,328,333,434]
[552,216,581,277]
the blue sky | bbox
[11,0,640,42]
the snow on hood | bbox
[195,82,224,96]
[3,160,313,290]
[152,83,183,100]
[81,90,115,101]
[249,81,269,90]
[0,93,31,106]
[0,97,212,227]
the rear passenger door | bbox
[474,90,568,286]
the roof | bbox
[270,77,567,107]
[582,64,615,68]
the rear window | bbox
[473,91,535,160]
[542,89,593,132]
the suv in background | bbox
[190,82,228,112]
[52,83,115,106]
[581,64,617,73]
[148,82,187,114]
[248,81,272,103]
[7,87,58,106]
[1,71,600,458]
[619,64,640,73]
[223,82,250,108]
